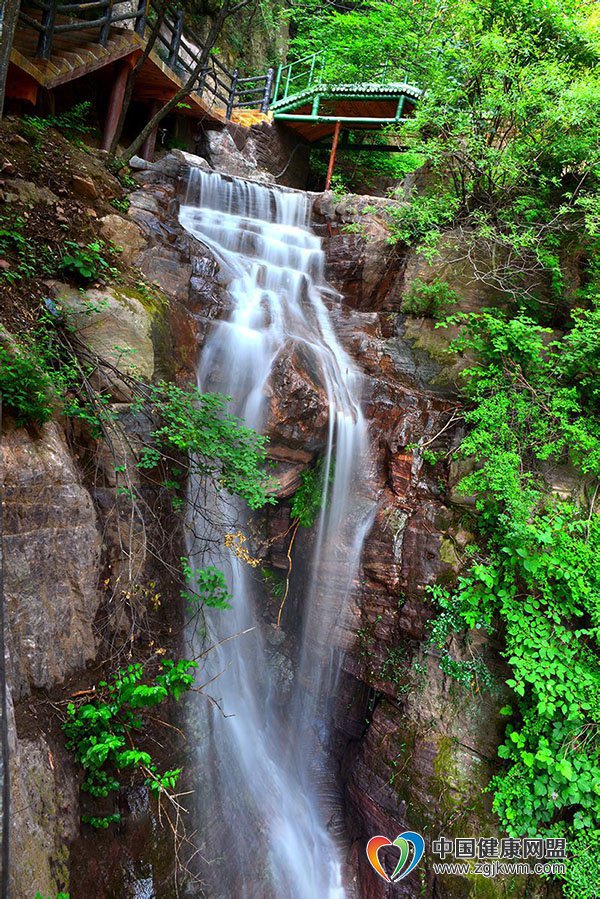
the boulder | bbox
[98,213,145,265]
[55,283,155,398]
[3,178,59,205]
[263,341,330,452]
[71,173,98,199]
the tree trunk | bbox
[107,0,171,160]
[117,0,248,165]
[0,0,21,119]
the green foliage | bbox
[1,315,274,521]
[559,833,600,898]
[292,0,600,297]
[429,309,600,887]
[3,311,115,434]
[0,212,62,283]
[34,893,70,899]
[59,240,117,284]
[291,457,328,527]
[138,383,275,510]
[110,196,131,213]
[22,101,93,146]
[180,558,231,610]
[63,660,197,826]
[385,192,459,253]
[402,277,458,319]
[0,338,54,425]
[81,813,121,830]
[261,566,285,599]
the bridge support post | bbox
[101,58,134,151]
[226,68,239,119]
[325,120,341,191]
[141,100,161,162]
[168,12,184,69]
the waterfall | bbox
[180,168,374,898]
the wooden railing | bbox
[17,0,275,117]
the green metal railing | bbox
[271,50,412,108]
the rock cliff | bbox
[2,126,560,898]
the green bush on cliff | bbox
[0,339,54,425]
[292,0,600,301]
[429,310,600,888]
[63,660,197,828]
[401,277,458,319]
[290,457,328,528]
[135,382,276,510]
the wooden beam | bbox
[101,56,134,150]
[140,99,161,162]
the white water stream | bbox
[180,168,374,898]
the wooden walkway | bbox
[7,1,273,128]
[6,9,420,174]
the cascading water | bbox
[180,167,375,898]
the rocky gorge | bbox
[1,123,562,899]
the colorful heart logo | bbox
[366,831,425,882]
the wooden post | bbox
[226,67,238,119]
[325,120,341,191]
[140,100,161,162]
[101,58,133,151]
[37,0,57,59]
[167,11,184,69]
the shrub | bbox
[63,660,197,827]
[0,340,53,425]
[429,311,600,872]
[291,457,328,527]
[59,240,116,283]
[401,277,458,318]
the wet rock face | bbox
[202,122,310,189]
[8,689,78,898]
[264,341,330,453]
[2,421,101,700]
[315,203,546,898]
[312,193,408,311]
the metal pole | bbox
[134,0,147,35]
[99,0,114,47]
[308,52,316,89]
[325,120,341,191]
[284,61,292,101]
[272,63,282,104]
[167,10,184,69]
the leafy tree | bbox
[291,0,600,306]
[429,309,600,890]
